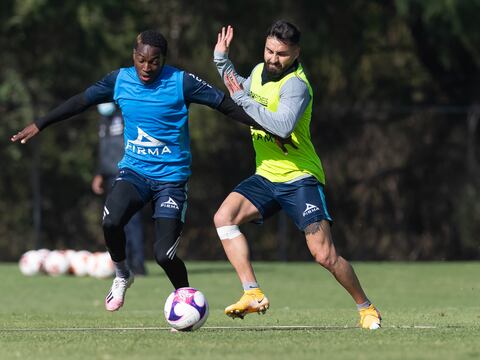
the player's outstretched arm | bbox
[183,71,293,151]
[10,92,93,144]
[11,71,117,145]
[217,96,259,128]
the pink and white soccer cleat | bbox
[105,272,134,311]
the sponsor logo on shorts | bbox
[161,197,179,210]
[303,203,320,217]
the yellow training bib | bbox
[249,63,325,184]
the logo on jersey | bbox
[249,90,268,107]
[187,73,212,88]
[251,130,275,142]
[303,203,320,217]
[161,197,179,210]
[125,127,171,156]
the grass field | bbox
[1,261,479,360]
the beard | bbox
[264,61,284,76]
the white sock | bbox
[242,282,259,291]
[356,300,371,310]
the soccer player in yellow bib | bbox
[213,21,381,329]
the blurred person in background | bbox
[92,102,146,276]
[11,29,277,313]
[212,20,381,329]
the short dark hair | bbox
[134,30,168,56]
[266,20,301,46]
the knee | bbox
[214,207,243,240]
[213,207,234,227]
[102,213,123,234]
[313,251,338,270]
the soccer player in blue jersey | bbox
[11,30,267,312]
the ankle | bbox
[242,282,259,291]
[356,300,372,311]
[114,260,131,279]
[245,288,263,295]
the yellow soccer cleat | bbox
[359,304,382,329]
[225,289,270,319]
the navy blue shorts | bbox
[116,168,188,222]
[234,175,332,230]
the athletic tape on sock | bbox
[216,225,242,240]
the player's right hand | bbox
[91,174,105,195]
[215,25,234,55]
[275,136,298,155]
[11,123,40,144]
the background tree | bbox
[1,0,479,261]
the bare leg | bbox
[214,192,270,317]
[305,220,368,304]
[213,192,261,284]
[221,233,257,283]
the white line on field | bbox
[0,324,440,332]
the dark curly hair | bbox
[266,20,301,46]
[134,30,168,56]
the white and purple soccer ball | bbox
[164,287,209,331]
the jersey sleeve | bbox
[213,51,249,89]
[84,70,119,105]
[231,77,310,138]
[183,72,225,108]
[33,70,119,130]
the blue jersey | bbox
[84,65,224,181]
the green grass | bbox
[1,261,479,360]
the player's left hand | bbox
[11,123,40,144]
[224,71,243,96]
[275,135,298,155]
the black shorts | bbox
[116,168,188,222]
